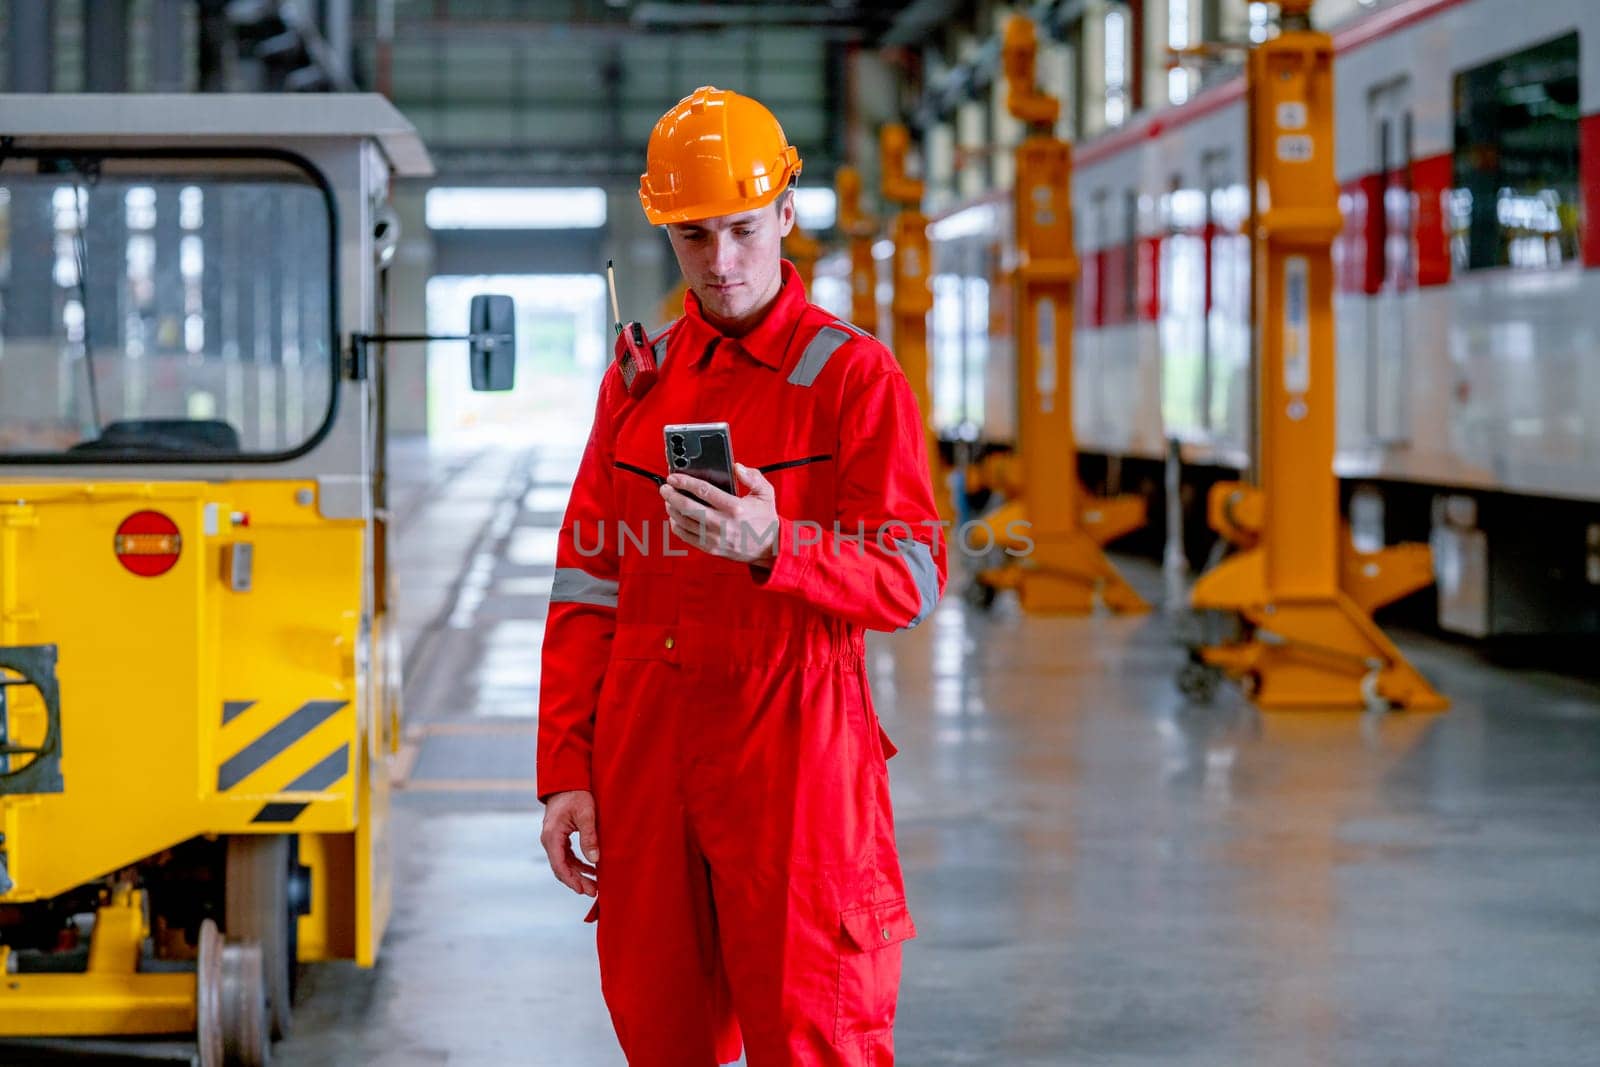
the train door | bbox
[1201,148,1246,454]
[1367,77,1413,447]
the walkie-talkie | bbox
[608,260,658,398]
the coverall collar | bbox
[680,259,809,370]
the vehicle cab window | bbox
[0,153,335,461]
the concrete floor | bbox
[17,438,1600,1065]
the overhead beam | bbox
[428,142,839,181]
[350,17,868,43]
[632,4,870,27]
[882,0,968,48]
[911,0,1091,129]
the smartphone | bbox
[663,422,736,498]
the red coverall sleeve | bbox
[755,365,947,632]
[536,372,623,801]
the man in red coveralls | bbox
[537,85,946,1065]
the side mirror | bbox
[468,294,516,392]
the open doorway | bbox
[425,273,607,446]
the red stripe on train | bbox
[1412,154,1451,286]
[1583,115,1600,269]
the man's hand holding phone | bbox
[661,463,780,568]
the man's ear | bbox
[777,191,797,238]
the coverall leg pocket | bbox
[834,897,915,1045]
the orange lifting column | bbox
[835,166,879,333]
[983,15,1146,613]
[783,224,824,290]
[879,124,950,520]
[1188,0,1445,710]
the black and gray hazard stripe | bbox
[218,700,348,792]
[551,567,619,609]
[250,742,352,823]
[893,538,941,631]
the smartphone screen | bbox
[664,423,736,498]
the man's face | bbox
[665,194,796,331]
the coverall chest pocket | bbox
[756,453,835,528]
[835,896,916,1042]
[611,460,679,632]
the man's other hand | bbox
[540,789,599,897]
[662,463,780,566]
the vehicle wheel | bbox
[196,920,225,1067]
[226,835,297,1040]
[221,938,270,1066]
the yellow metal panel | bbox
[0,476,390,961]
[0,973,195,1036]
[296,831,357,962]
[0,484,214,900]
[86,887,148,975]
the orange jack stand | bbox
[783,224,824,291]
[880,125,954,523]
[1187,3,1445,711]
[835,166,879,336]
[976,15,1146,614]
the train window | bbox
[1452,32,1580,272]
[0,154,336,462]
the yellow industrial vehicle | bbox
[0,95,514,1063]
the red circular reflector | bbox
[114,511,183,577]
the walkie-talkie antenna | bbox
[606,259,624,337]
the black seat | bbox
[69,419,243,455]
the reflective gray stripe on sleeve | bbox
[833,319,877,341]
[787,325,852,388]
[893,538,939,630]
[550,567,620,609]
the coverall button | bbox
[665,635,675,649]
[881,927,890,941]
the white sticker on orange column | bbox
[1284,256,1310,395]
[1036,297,1057,414]
[1276,134,1313,162]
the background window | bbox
[1452,33,1580,272]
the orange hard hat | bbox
[639,86,803,225]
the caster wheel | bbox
[196,918,271,1067]
[1177,661,1220,704]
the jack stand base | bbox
[971,492,1150,615]
[979,532,1150,614]
[1190,549,1447,711]
[1342,540,1434,616]
[1081,493,1147,547]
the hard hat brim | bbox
[640,157,802,226]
